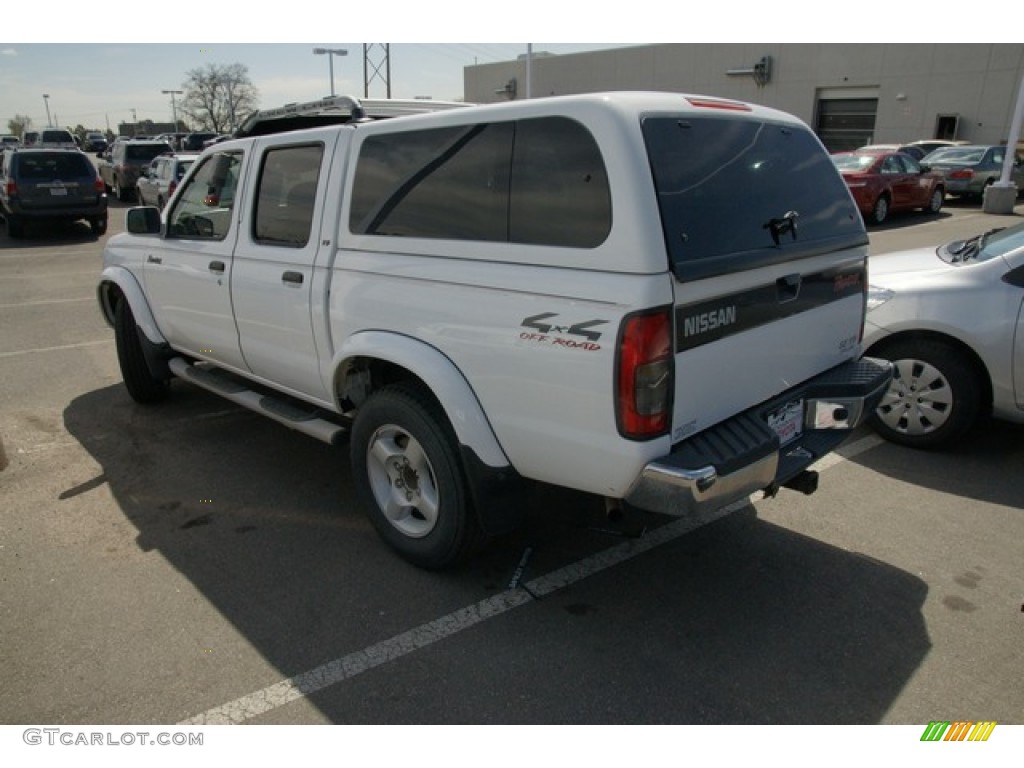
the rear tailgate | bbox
[640,109,870,443]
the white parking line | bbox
[179,432,885,725]
[0,339,112,359]
[0,297,94,309]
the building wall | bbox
[464,44,1024,145]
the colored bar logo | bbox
[921,721,997,742]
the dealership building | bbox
[464,44,1024,152]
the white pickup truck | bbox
[98,93,891,568]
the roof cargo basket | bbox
[235,95,471,138]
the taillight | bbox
[5,179,16,196]
[949,169,974,180]
[616,308,673,440]
[94,177,104,194]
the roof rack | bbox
[235,94,471,138]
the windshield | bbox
[940,221,1024,264]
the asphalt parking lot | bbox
[1,194,1022,730]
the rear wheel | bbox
[114,177,132,203]
[90,216,107,235]
[351,383,481,569]
[867,338,982,448]
[114,299,169,404]
[923,187,944,214]
[869,194,889,225]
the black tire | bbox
[923,187,944,214]
[114,299,169,404]
[867,338,982,449]
[351,383,481,569]
[91,216,107,235]
[869,194,889,225]
[114,177,133,203]
[7,215,24,238]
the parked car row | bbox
[96,139,174,202]
[832,149,945,224]
[834,141,1024,225]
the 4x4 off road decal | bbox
[520,312,608,351]
[675,262,865,353]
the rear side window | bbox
[253,144,324,247]
[350,116,611,248]
[642,116,865,280]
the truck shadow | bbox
[64,383,930,724]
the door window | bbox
[166,151,242,240]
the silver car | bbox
[920,144,1024,199]
[136,152,198,209]
[863,222,1024,447]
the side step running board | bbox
[167,357,350,445]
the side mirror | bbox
[126,206,162,235]
[919,164,931,173]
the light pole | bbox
[312,47,348,97]
[42,94,52,126]
[162,89,183,130]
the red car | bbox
[831,150,945,225]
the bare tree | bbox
[7,114,33,137]
[181,63,259,133]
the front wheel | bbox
[351,384,480,569]
[114,299,169,404]
[867,338,982,449]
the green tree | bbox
[181,63,259,133]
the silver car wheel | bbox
[365,424,439,539]
[876,358,953,435]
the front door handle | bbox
[282,271,304,285]
[209,260,225,274]
[146,255,162,265]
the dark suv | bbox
[0,148,108,237]
[98,139,173,202]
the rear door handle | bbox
[146,255,162,265]
[282,271,304,285]
[209,260,225,274]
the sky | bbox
[0,42,631,132]
[3,3,1017,134]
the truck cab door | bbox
[229,138,334,401]
[143,149,248,371]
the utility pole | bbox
[162,89,183,130]
[363,44,391,98]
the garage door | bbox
[816,93,879,153]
